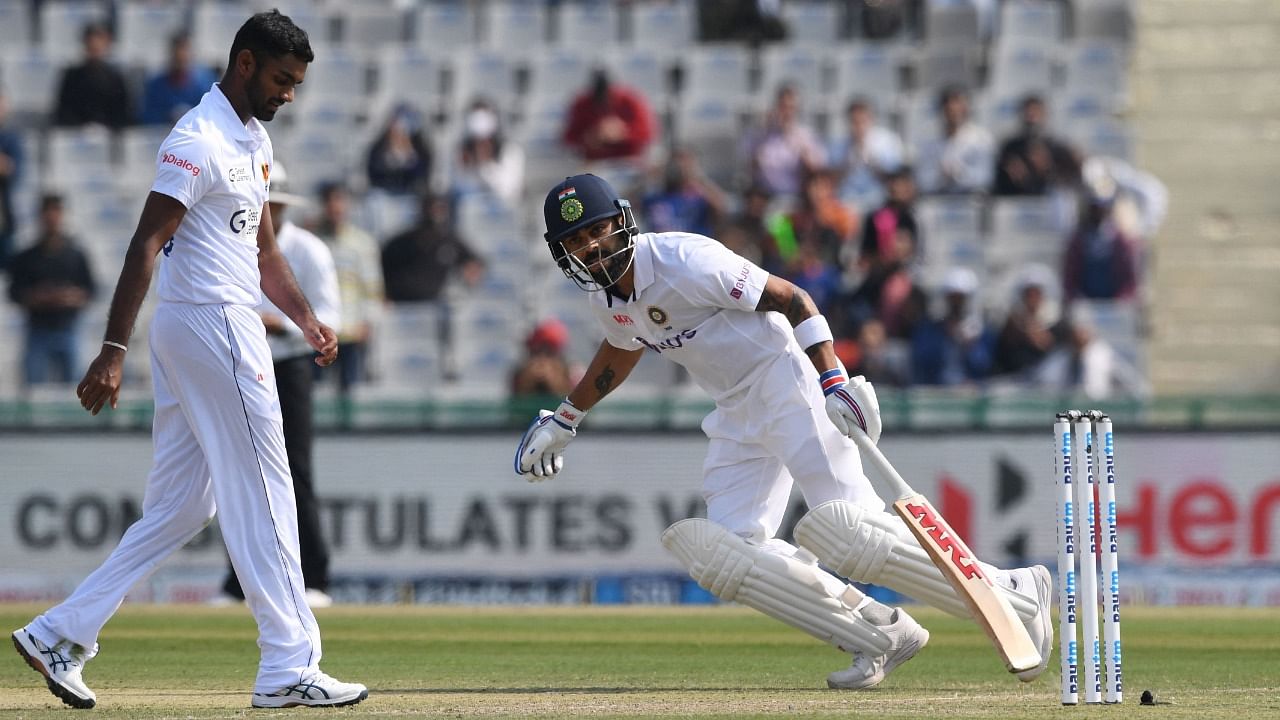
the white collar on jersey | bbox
[630,232,655,296]
[209,83,269,149]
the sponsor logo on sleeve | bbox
[161,153,201,176]
[729,261,751,300]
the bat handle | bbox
[847,428,913,501]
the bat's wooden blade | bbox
[894,494,1042,674]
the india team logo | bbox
[558,186,583,222]
[647,306,668,325]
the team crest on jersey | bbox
[646,306,668,325]
[561,198,584,222]
[261,163,270,181]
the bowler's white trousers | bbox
[700,348,885,543]
[28,302,322,693]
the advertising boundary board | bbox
[3,432,1280,605]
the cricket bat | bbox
[848,431,1042,674]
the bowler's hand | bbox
[77,348,125,415]
[305,322,339,367]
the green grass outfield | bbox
[1,604,1277,719]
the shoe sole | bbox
[11,633,95,710]
[1016,565,1055,683]
[252,688,369,708]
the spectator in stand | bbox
[783,237,843,316]
[640,146,728,238]
[993,263,1060,378]
[561,68,656,165]
[53,22,132,129]
[767,168,857,276]
[510,318,578,399]
[1063,184,1140,302]
[1033,310,1150,400]
[366,103,433,195]
[740,83,826,200]
[848,318,909,387]
[138,31,218,127]
[313,183,384,396]
[838,168,924,340]
[909,267,994,386]
[1082,155,1168,242]
[698,0,788,43]
[993,94,1081,197]
[0,92,23,270]
[914,85,994,195]
[453,98,525,207]
[6,194,96,385]
[715,184,773,267]
[828,98,905,212]
[381,192,484,303]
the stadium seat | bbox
[1067,117,1134,161]
[295,49,370,106]
[118,126,170,194]
[38,0,110,64]
[678,44,752,104]
[1073,0,1135,43]
[998,0,1065,45]
[116,1,188,69]
[1061,40,1129,99]
[923,0,981,48]
[915,196,985,286]
[604,47,672,108]
[451,49,520,115]
[673,95,742,187]
[758,46,829,107]
[910,44,981,95]
[988,41,1056,99]
[374,46,447,118]
[46,126,114,191]
[193,2,250,69]
[986,196,1069,270]
[411,1,475,52]
[830,44,902,107]
[555,2,619,48]
[524,47,597,114]
[333,3,407,48]
[975,89,1027,140]
[0,0,31,52]
[628,0,695,50]
[372,302,446,393]
[482,1,550,53]
[0,48,60,127]
[780,1,843,44]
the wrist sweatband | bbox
[103,340,128,353]
[553,399,586,429]
[819,368,848,396]
[793,315,833,351]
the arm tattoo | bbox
[757,284,815,326]
[593,365,617,396]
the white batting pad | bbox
[794,500,1037,621]
[661,518,892,656]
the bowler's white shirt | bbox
[151,83,273,306]
[259,220,341,360]
[591,232,803,406]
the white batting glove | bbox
[819,369,882,444]
[514,400,586,480]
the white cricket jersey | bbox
[591,232,804,404]
[259,220,341,361]
[151,83,273,306]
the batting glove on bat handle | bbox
[819,370,882,444]
[514,400,586,481]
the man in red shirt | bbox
[562,69,656,163]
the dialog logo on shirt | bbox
[161,153,201,176]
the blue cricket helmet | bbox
[542,174,638,292]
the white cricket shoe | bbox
[11,626,96,709]
[1013,565,1054,682]
[304,588,334,608]
[251,671,368,708]
[828,607,929,690]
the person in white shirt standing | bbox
[217,161,340,609]
[515,174,1054,690]
[11,11,367,710]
